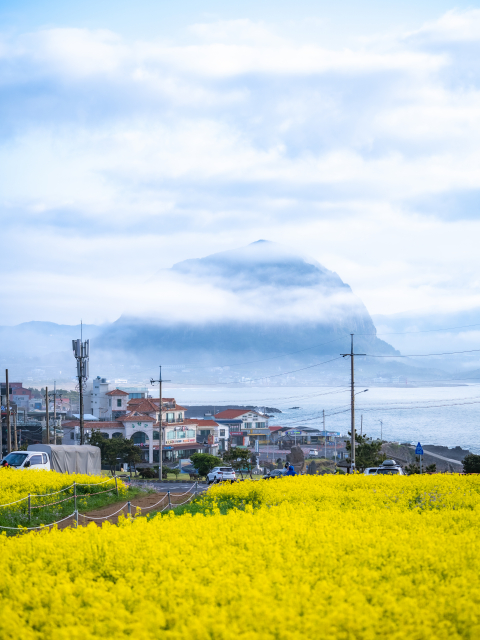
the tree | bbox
[463,454,480,474]
[190,453,222,479]
[345,432,385,471]
[121,438,141,477]
[405,457,421,475]
[223,447,254,479]
[87,430,124,475]
[405,457,437,475]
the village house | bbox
[213,408,269,446]
[63,394,206,464]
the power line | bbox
[366,322,480,336]
[359,399,480,413]
[364,348,480,358]
[166,356,344,386]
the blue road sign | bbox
[415,442,424,455]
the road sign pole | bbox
[415,442,424,473]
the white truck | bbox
[1,444,101,475]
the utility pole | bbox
[72,329,89,445]
[48,386,62,445]
[323,409,326,459]
[150,366,170,482]
[45,387,49,445]
[341,334,366,474]
[5,369,11,454]
[53,381,56,445]
[13,408,17,450]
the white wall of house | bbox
[86,376,110,419]
[107,393,129,419]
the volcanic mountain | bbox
[95,240,397,371]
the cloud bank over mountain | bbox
[95,241,397,369]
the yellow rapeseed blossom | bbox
[0,475,479,639]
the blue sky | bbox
[2,0,480,325]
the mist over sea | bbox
[173,385,480,454]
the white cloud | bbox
[1,11,480,324]
[406,9,480,43]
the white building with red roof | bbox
[105,388,130,419]
[63,396,207,464]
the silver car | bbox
[374,460,405,475]
[207,467,236,484]
[364,467,379,475]
[263,469,286,480]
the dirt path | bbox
[57,491,196,529]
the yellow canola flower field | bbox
[1,474,480,640]
[0,468,125,512]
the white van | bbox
[2,451,50,470]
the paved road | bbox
[127,480,207,493]
[408,447,462,466]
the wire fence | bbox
[0,478,114,509]
[0,478,120,531]
[0,482,200,534]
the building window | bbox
[101,433,109,439]
[245,422,252,428]
[112,432,123,439]
[220,429,225,437]
[133,432,148,445]
[109,399,112,407]
[153,431,159,440]
[167,412,175,423]
[177,413,183,421]
[117,399,122,407]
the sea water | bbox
[173,384,480,453]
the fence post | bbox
[168,490,171,510]
[127,501,131,518]
[74,482,77,512]
[194,481,198,498]
[28,493,31,522]
[75,510,78,528]
[115,475,118,498]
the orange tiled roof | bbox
[127,399,160,414]
[62,421,124,428]
[119,411,155,422]
[194,419,220,427]
[105,389,129,396]
[214,409,261,419]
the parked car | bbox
[263,469,286,480]
[206,467,236,484]
[309,449,319,457]
[364,467,380,475]
[375,460,405,475]
[1,445,101,475]
[1,451,50,470]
